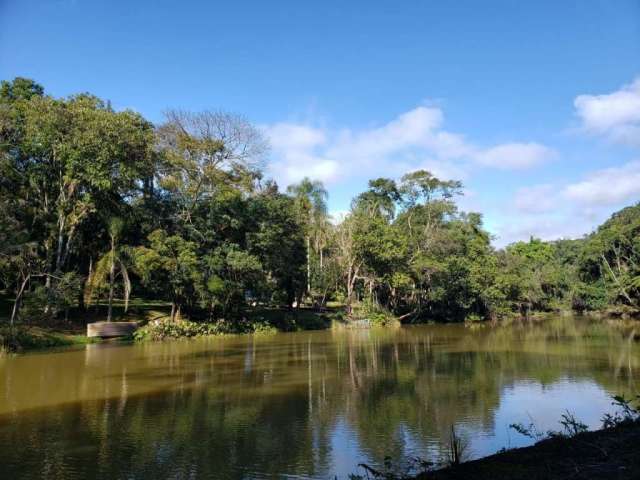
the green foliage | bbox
[133,230,201,319]
[351,300,397,326]
[133,316,281,341]
[580,204,640,308]
[0,77,44,101]
[18,272,82,322]
[1,76,638,338]
[133,319,223,341]
[571,281,608,312]
[0,325,93,352]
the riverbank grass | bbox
[133,306,341,341]
[0,325,99,352]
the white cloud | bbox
[476,143,555,169]
[574,77,640,146]
[563,161,640,206]
[263,123,337,184]
[493,160,640,247]
[329,106,444,159]
[265,123,326,151]
[514,184,557,213]
[263,105,551,187]
[495,217,592,247]
[329,209,350,224]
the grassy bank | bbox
[3,296,637,352]
[0,325,99,353]
[133,306,343,341]
[1,299,366,351]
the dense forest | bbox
[1,77,639,336]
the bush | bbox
[133,319,224,341]
[133,317,279,342]
[351,300,397,326]
[571,281,608,312]
[464,313,483,323]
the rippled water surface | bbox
[0,316,638,479]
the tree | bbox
[0,77,44,101]
[200,244,263,319]
[133,230,201,322]
[1,83,154,318]
[334,214,363,312]
[580,204,640,308]
[84,218,132,322]
[156,109,268,235]
[247,192,307,308]
[287,178,329,298]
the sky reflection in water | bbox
[0,316,638,479]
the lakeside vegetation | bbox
[349,395,640,480]
[1,77,639,351]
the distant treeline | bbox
[0,78,638,327]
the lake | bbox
[0,316,638,479]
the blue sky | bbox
[2,0,640,245]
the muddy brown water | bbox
[0,316,638,479]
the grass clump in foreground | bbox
[349,395,640,480]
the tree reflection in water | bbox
[0,316,638,479]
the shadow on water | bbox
[0,315,638,479]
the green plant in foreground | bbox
[510,410,588,441]
[446,426,469,466]
[509,413,550,442]
[511,397,640,446]
[348,455,433,480]
[602,395,640,428]
[558,410,589,437]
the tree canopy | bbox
[1,77,638,330]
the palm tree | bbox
[287,178,328,299]
[84,217,131,321]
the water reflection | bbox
[0,316,638,479]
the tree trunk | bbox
[306,235,311,297]
[10,275,31,326]
[55,215,66,273]
[602,254,636,306]
[107,239,115,322]
[43,270,52,315]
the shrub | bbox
[464,313,483,323]
[133,316,279,341]
[571,281,608,312]
[351,300,397,326]
[133,319,223,341]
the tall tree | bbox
[1,82,154,318]
[155,109,268,236]
[133,230,201,322]
[84,217,132,322]
[287,177,328,298]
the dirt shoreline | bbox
[419,422,640,480]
